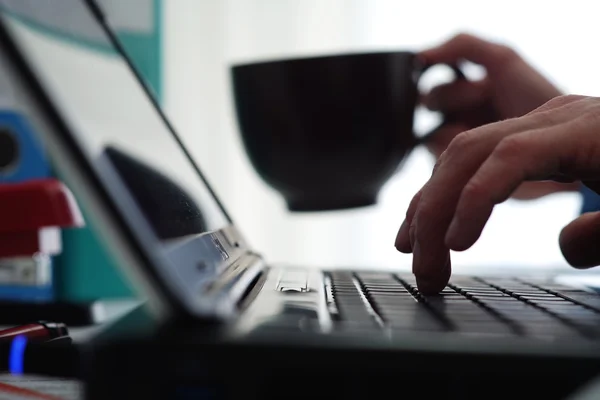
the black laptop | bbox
[1,0,600,398]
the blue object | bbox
[9,335,27,375]
[0,285,53,302]
[580,184,600,214]
[0,109,51,182]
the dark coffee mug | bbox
[230,51,465,211]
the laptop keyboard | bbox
[326,271,600,340]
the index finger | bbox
[419,33,517,71]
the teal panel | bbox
[55,209,135,300]
[0,10,114,54]
[118,1,162,100]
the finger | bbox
[425,123,470,158]
[396,152,450,253]
[526,94,589,115]
[560,211,600,268]
[422,79,489,113]
[413,230,451,294]
[419,33,518,70]
[395,189,423,253]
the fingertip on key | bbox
[415,257,451,295]
[416,275,448,295]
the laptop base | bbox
[84,326,600,400]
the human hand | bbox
[421,33,563,157]
[395,95,600,294]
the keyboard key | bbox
[370,298,418,306]
[525,282,586,292]
[482,301,537,309]
[376,305,421,314]
[336,312,373,323]
[356,272,395,279]
[450,313,500,323]
[455,289,495,295]
[388,319,447,332]
[365,288,410,294]
[363,282,404,287]
[334,300,367,309]
[476,299,523,307]
[440,288,458,293]
[511,290,554,295]
[523,297,571,302]
[451,279,489,284]
[434,294,465,299]
[454,321,515,335]
[508,312,559,321]
[331,321,381,333]
[380,308,436,320]
[422,297,462,309]
[469,293,513,299]
[543,306,593,316]
[553,292,600,312]
[522,325,580,338]
[333,287,361,294]
[534,304,585,314]
[457,286,500,291]
[432,298,473,304]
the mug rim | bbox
[230,50,417,70]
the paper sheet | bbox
[0,374,81,400]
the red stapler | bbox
[0,178,84,257]
[0,179,93,326]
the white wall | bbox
[162,1,599,273]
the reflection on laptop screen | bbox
[0,0,229,240]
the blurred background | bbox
[4,0,599,301]
[160,0,598,273]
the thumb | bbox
[419,33,517,71]
[560,211,600,269]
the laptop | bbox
[1,0,600,397]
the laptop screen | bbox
[0,0,230,241]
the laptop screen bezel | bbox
[0,0,261,322]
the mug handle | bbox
[413,63,467,146]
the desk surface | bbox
[68,299,142,342]
[0,299,143,400]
